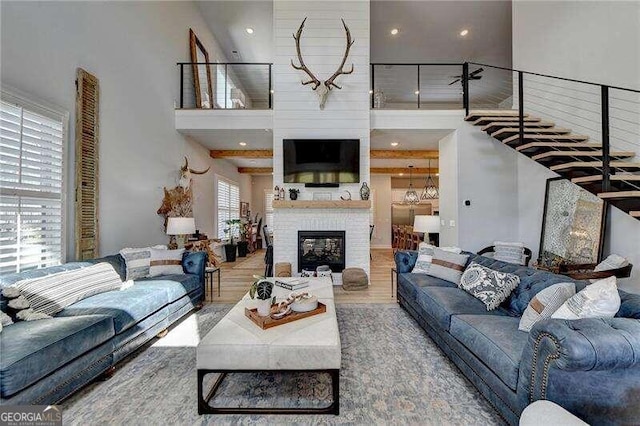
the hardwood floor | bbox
[205,248,397,304]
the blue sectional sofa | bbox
[0,251,206,405]
[395,250,640,425]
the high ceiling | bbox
[196,1,512,66]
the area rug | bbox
[62,304,505,425]
[232,251,265,271]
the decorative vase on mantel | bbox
[360,182,370,200]
[289,188,300,200]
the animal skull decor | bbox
[178,156,210,190]
[291,17,355,110]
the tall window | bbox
[217,178,239,239]
[264,190,274,230]
[0,92,67,274]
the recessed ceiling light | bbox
[246,28,254,34]
[390,28,399,35]
[460,29,469,37]
[390,142,399,147]
[414,90,420,95]
[239,142,247,146]
[251,160,256,164]
[270,89,274,94]
[369,90,373,94]
[436,173,440,177]
[399,173,404,176]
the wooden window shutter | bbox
[75,68,100,260]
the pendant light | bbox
[420,159,439,200]
[403,165,420,205]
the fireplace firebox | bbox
[298,231,346,273]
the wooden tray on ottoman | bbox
[245,302,327,330]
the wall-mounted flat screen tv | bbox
[283,139,360,184]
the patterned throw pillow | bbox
[518,282,576,332]
[459,262,520,310]
[428,248,470,285]
[120,247,154,280]
[493,241,526,265]
[552,276,621,320]
[11,263,123,316]
[148,248,185,277]
[412,243,436,274]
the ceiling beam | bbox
[370,150,439,159]
[210,150,273,159]
[371,167,438,175]
[238,167,273,174]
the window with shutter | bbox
[264,190,274,230]
[75,68,99,260]
[0,90,67,274]
[217,178,240,239]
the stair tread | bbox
[465,110,526,121]
[517,142,602,151]
[490,127,571,138]
[532,151,635,161]
[598,191,640,199]
[572,175,640,183]
[475,117,543,126]
[551,161,640,172]
[504,134,590,144]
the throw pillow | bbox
[518,282,576,332]
[594,254,629,272]
[552,276,621,320]
[12,262,123,316]
[2,288,51,323]
[120,247,152,280]
[493,241,526,265]
[148,248,185,277]
[0,310,14,327]
[428,248,470,285]
[412,243,436,274]
[459,262,520,310]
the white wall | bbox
[371,174,391,248]
[513,0,640,289]
[1,1,248,256]
[251,175,273,224]
[438,131,459,247]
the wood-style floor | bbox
[205,249,396,304]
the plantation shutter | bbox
[0,93,66,274]
[264,190,273,229]
[75,68,99,260]
[216,178,240,239]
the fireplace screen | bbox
[298,231,346,273]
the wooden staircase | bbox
[465,110,640,220]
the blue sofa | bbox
[0,251,206,405]
[395,250,640,425]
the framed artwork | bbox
[539,177,607,265]
[240,202,249,219]
[189,29,213,109]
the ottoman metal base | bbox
[197,369,340,415]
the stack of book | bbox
[275,278,309,291]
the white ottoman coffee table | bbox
[197,277,341,415]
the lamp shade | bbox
[413,215,440,234]
[166,217,196,236]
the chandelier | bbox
[421,159,439,200]
[403,165,420,205]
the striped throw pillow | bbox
[148,248,185,277]
[493,241,526,265]
[120,247,152,280]
[11,263,123,316]
[428,248,469,284]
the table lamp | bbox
[167,217,196,249]
[413,215,440,246]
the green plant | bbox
[249,275,275,303]
[224,219,242,244]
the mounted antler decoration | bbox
[179,156,210,190]
[291,17,355,109]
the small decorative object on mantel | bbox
[280,187,285,200]
[340,190,352,201]
[288,188,300,200]
[291,17,355,110]
[249,276,275,317]
[360,182,370,200]
[274,185,280,200]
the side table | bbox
[205,267,221,299]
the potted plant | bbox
[288,188,300,200]
[249,276,275,316]
[223,219,241,262]
[237,220,251,258]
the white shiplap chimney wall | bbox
[272,1,371,277]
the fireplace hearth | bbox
[298,231,346,273]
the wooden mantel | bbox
[272,200,371,209]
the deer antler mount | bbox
[291,17,355,110]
